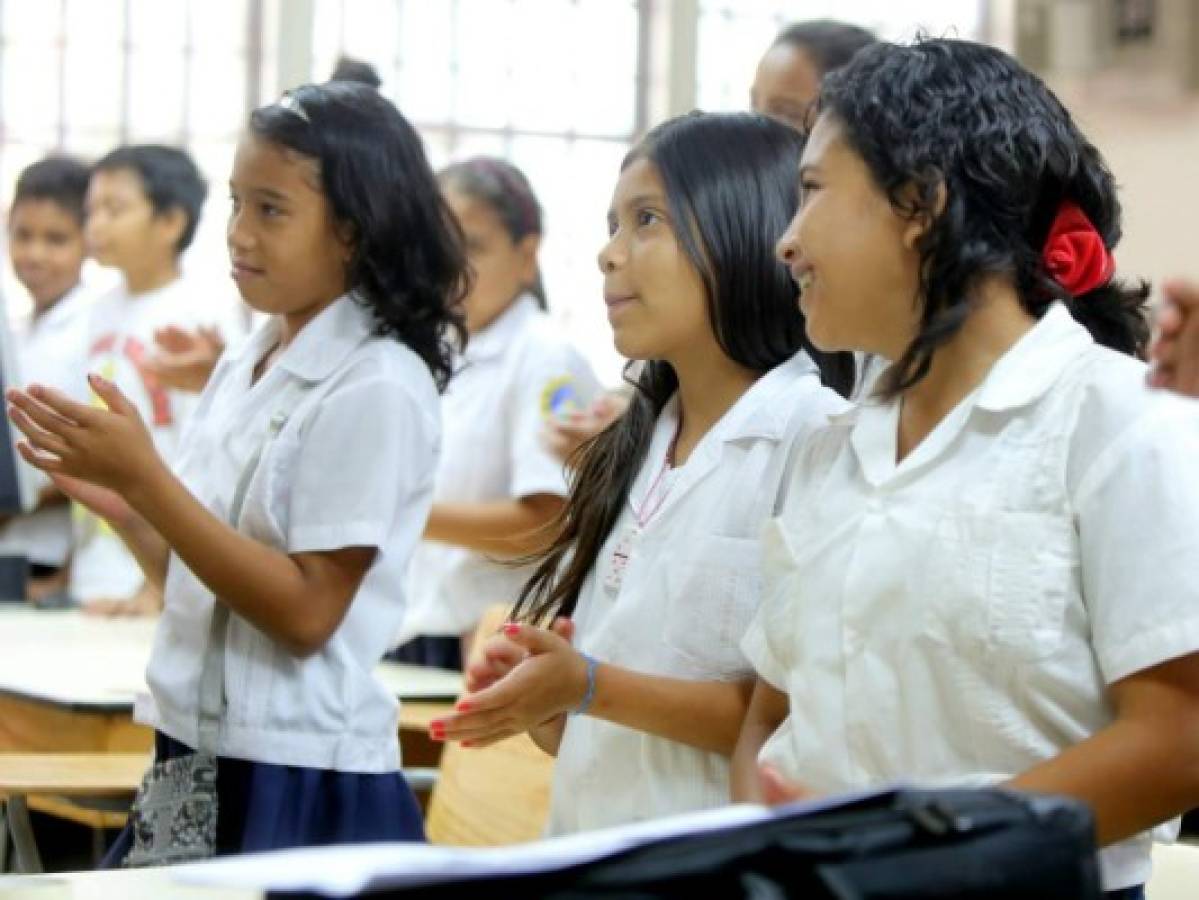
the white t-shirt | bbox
[547,352,849,834]
[743,305,1199,892]
[0,284,93,566]
[70,277,238,601]
[136,294,441,772]
[396,294,600,644]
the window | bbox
[0,0,262,319]
[315,0,642,383]
[697,0,985,113]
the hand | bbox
[51,474,136,527]
[140,325,224,394]
[758,762,816,807]
[82,583,162,618]
[1148,280,1199,397]
[464,617,574,694]
[7,374,165,501]
[431,622,589,748]
[541,393,628,465]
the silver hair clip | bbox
[278,93,310,123]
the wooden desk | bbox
[0,607,460,757]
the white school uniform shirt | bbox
[70,276,242,601]
[0,284,93,566]
[135,295,440,772]
[396,293,600,644]
[547,351,848,835]
[743,305,1199,891]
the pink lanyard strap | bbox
[630,421,682,528]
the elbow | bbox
[279,615,340,659]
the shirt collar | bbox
[973,303,1094,412]
[712,350,822,444]
[31,282,91,332]
[463,293,540,363]
[229,294,375,383]
[847,303,1095,486]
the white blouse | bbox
[137,295,440,772]
[548,351,849,834]
[744,305,1199,891]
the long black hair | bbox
[816,38,1149,398]
[511,111,855,625]
[249,82,468,390]
[438,156,548,309]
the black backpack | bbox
[272,788,1101,899]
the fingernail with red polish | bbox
[503,623,520,636]
[455,701,472,713]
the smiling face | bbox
[774,112,923,359]
[226,133,352,321]
[8,199,86,312]
[596,157,715,363]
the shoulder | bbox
[1067,345,1199,493]
[320,335,441,424]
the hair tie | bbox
[1042,200,1115,297]
[278,92,310,124]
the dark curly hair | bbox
[511,112,855,626]
[817,38,1149,397]
[249,82,468,390]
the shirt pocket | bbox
[663,535,763,679]
[924,509,1074,664]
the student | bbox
[731,39,1199,899]
[0,156,92,601]
[430,112,855,834]
[393,156,600,669]
[73,145,230,614]
[750,19,876,131]
[541,18,879,468]
[8,81,467,857]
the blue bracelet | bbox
[571,653,599,716]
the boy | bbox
[73,144,217,613]
[0,156,92,601]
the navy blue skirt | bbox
[103,731,425,867]
[387,635,463,671]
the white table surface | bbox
[0,606,461,711]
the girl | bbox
[750,19,876,131]
[431,112,855,834]
[732,39,1199,899]
[7,81,468,858]
[393,157,600,670]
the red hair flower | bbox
[1042,200,1115,297]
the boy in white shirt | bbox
[73,145,225,613]
[0,156,93,601]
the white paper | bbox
[177,789,893,895]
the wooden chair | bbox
[424,605,555,846]
[0,752,148,873]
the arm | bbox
[1149,279,1199,397]
[423,494,563,558]
[1008,652,1199,846]
[434,623,755,756]
[731,678,790,802]
[130,462,373,656]
[8,377,372,657]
